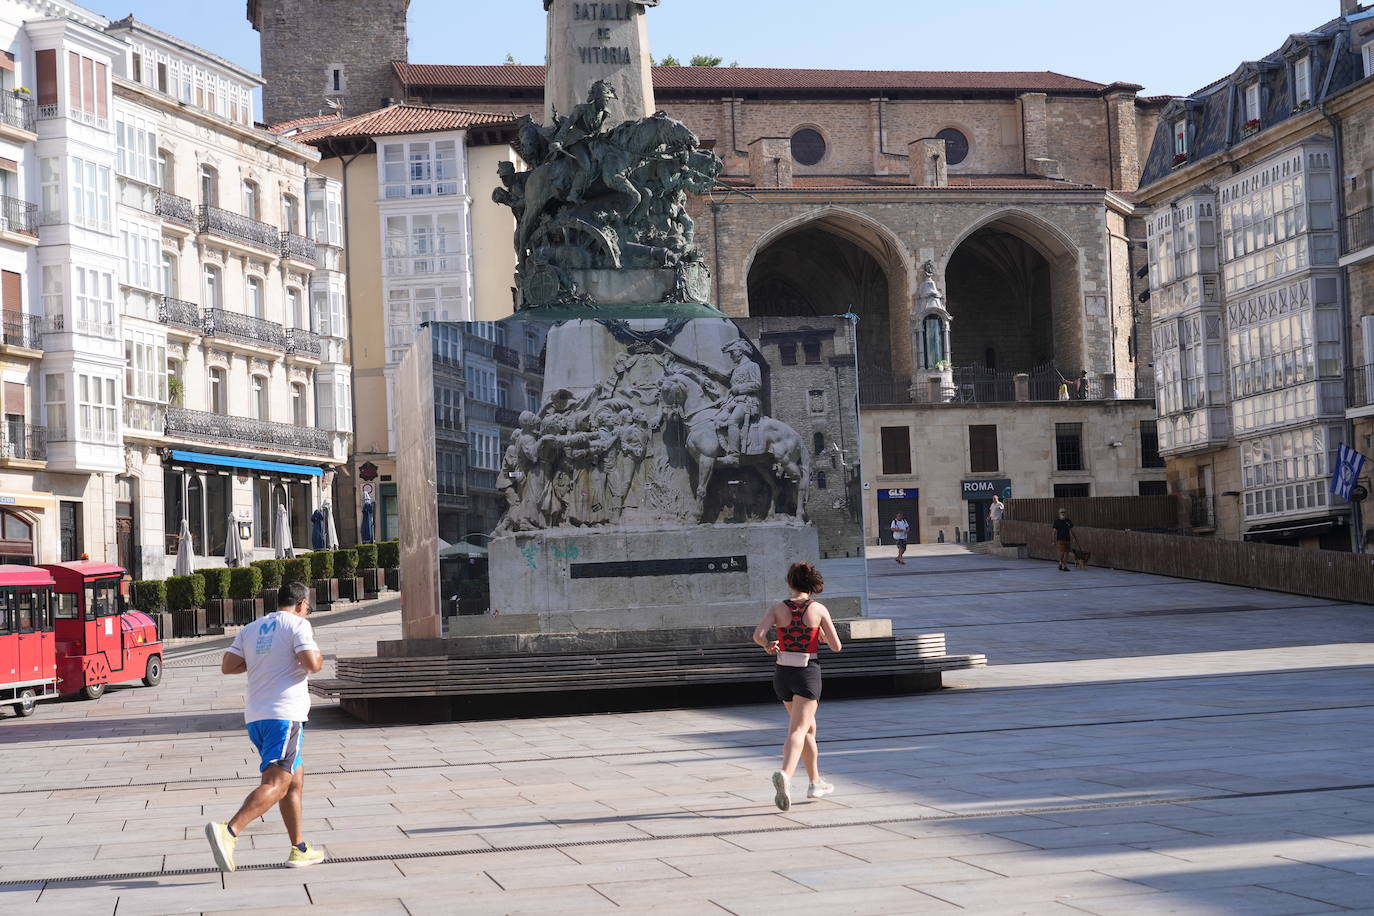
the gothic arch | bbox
[941,207,1082,273]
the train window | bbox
[15,591,33,631]
[0,596,9,634]
[34,591,52,632]
[87,582,120,617]
[54,593,79,619]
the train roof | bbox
[38,561,125,580]
[0,565,57,586]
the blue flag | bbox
[1330,443,1367,501]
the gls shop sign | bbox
[877,488,917,499]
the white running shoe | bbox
[771,770,791,811]
[807,779,835,799]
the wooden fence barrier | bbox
[1004,495,1179,531]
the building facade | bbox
[1137,2,1374,549]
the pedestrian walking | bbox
[1073,370,1089,400]
[890,512,909,564]
[988,494,1005,541]
[753,562,843,811]
[205,582,325,872]
[1053,507,1074,571]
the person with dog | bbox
[753,561,842,811]
[1053,508,1075,571]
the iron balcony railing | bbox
[0,195,38,236]
[525,351,545,373]
[157,296,201,334]
[467,468,498,491]
[1,312,43,350]
[495,406,523,427]
[204,307,285,350]
[0,90,35,132]
[0,424,46,461]
[285,327,321,357]
[280,231,317,263]
[493,344,521,368]
[1346,206,1374,255]
[1188,493,1217,530]
[1348,363,1374,412]
[156,191,195,226]
[165,406,332,456]
[858,367,1154,406]
[197,205,279,252]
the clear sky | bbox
[100,0,1332,100]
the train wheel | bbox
[81,682,106,701]
[13,689,37,717]
[142,655,163,687]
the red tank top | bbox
[776,598,820,654]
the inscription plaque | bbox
[570,555,749,579]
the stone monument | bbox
[494,1,723,313]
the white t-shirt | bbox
[890,519,909,539]
[226,611,319,723]
[990,501,1005,520]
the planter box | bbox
[313,578,340,606]
[361,567,384,598]
[231,597,264,624]
[339,576,365,602]
[171,607,208,637]
[151,611,173,641]
[205,598,231,631]
[384,568,400,592]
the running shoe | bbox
[807,779,835,799]
[205,822,237,873]
[286,843,325,867]
[771,770,791,811]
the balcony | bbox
[493,344,521,368]
[1188,493,1216,531]
[280,231,317,264]
[1345,206,1374,263]
[0,424,46,464]
[44,313,117,340]
[198,205,280,253]
[858,366,1156,406]
[1,312,43,352]
[524,351,545,373]
[165,406,332,457]
[122,399,166,436]
[285,327,321,358]
[0,90,35,135]
[158,296,202,334]
[1348,364,1374,414]
[155,191,195,227]
[35,103,106,131]
[464,336,495,359]
[0,196,38,237]
[203,307,285,351]
[467,468,498,491]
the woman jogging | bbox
[753,561,843,811]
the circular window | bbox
[935,128,969,165]
[791,128,826,166]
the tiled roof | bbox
[267,113,344,135]
[714,174,1100,192]
[394,63,1107,94]
[291,104,517,144]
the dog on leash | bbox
[1072,548,1091,569]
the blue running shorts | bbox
[246,719,304,774]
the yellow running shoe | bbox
[204,822,237,873]
[286,843,325,867]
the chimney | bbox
[909,138,948,187]
[1342,0,1360,16]
[748,137,792,188]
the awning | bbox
[1243,518,1343,542]
[168,449,323,478]
[0,52,14,73]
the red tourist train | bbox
[1,561,162,717]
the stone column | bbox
[544,0,656,125]
[909,138,948,186]
[1103,83,1142,191]
[1019,91,1061,178]
[748,137,792,188]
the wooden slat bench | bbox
[311,634,987,723]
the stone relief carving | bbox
[494,80,723,308]
[494,321,808,534]
[250,357,270,373]
[206,348,230,368]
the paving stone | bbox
[1067,884,1343,915]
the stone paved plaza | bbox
[1,548,1373,915]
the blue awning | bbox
[168,450,324,478]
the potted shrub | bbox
[228,565,264,623]
[356,543,382,598]
[307,550,337,606]
[134,579,171,640]
[166,573,207,637]
[334,547,362,601]
[195,567,232,632]
[379,539,400,592]
[281,555,314,606]
[251,558,284,609]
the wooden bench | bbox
[311,634,987,723]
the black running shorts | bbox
[773,659,822,702]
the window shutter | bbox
[35,50,56,106]
[316,380,334,430]
[969,425,998,473]
[1,270,19,316]
[4,381,24,416]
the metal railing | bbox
[156,191,195,226]
[858,367,1154,406]
[495,406,523,426]
[280,231,317,263]
[1,312,43,350]
[0,195,37,236]
[1188,493,1216,530]
[0,424,46,461]
[1346,206,1374,255]
[165,406,332,456]
[157,296,201,334]
[122,399,166,435]
[464,336,495,359]
[1348,363,1374,412]
[0,90,35,132]
[203,307,285,350]
[493,344,521,368]
[285,327,321,357]
[197,205,279,251]
[524,351,545,373]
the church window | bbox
[935,127,969,165]
[790,128,825,166]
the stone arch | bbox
[744,207,912,385]
[940,208,1086,372]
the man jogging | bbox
[205,582,325,871]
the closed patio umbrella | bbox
[174,518,195,577]
[274,504,294,559]
[310,508,325,550]
[360,500,375,543]
[322,499,340,550]
[223,514,245,567]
